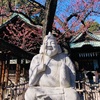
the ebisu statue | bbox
[25,32,80,100]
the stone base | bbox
[25,87,80,100]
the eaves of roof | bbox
[0,12,34,29]
[70,31,100,43]
[70,41,100,48]
[0,38,34,60]
[11,13,33,26]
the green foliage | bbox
[88,22,100,32]
[15,0,28,6]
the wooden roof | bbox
[70,31,100,48]
[0,13,42,57]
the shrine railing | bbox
[0,80,100,100]
[0,79,28,100]
[76,81,100,100]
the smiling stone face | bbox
[43,32,58,57]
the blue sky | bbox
[34,0,100,24]
[35,0,46,5]
[91,16,100,24]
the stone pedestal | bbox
[25,87,80,100]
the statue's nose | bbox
[47,42,51,46]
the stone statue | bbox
[25,32,80,100]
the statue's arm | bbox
[66,57,76,87]
[29,54,46,86]
[30,54,47,73]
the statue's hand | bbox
[43,64,47,71]
[38,62,47,73]
[38,54,49,73]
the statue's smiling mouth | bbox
[46,46,53,50]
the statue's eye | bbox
[51,42,55,45]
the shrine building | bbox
[70,31,100,71]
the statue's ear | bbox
[58,45,62,53]
[39,45,44,54]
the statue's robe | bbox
[25,53,80,100]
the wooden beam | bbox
[0,61,2,84]
[1,61,5,84]
[15,63,20,84]
[42,0,57,38]
[0,61,5,99]
[4,56,10,87]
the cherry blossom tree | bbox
[0,0,100,54]
[54,0,100,36]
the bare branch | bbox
[29,0,45,9]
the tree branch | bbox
[29,0,45,9]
